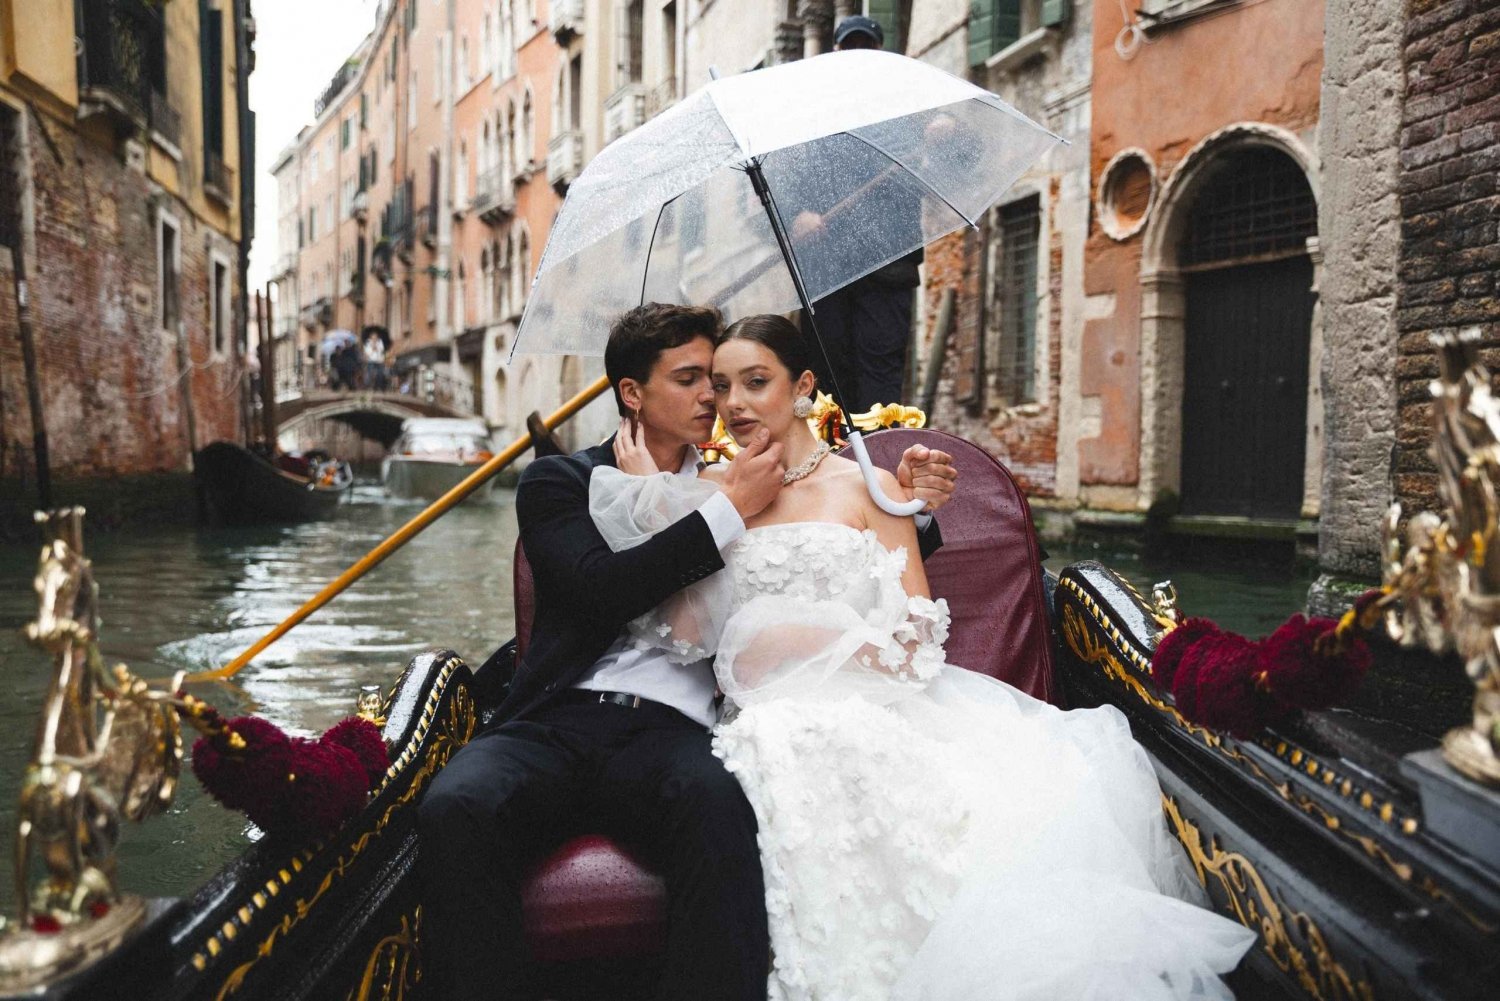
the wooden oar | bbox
[188,374,610,683]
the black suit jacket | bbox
[491,439,943,725]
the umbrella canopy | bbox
[320,329,360,357]
[512,49,1061,358]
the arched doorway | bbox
[1176,146,1317,519]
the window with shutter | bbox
[967,0,1022,67]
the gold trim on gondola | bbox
[1058,578,1499,934]
[1163,796,1375,1001]
[192,658,476,998]
[347,907,421,1001]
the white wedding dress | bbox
[590,469,1256,1001]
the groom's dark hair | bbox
[605,303,723,415]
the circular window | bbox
[1097,148,1158,241]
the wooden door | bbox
[1180,255,1314,519]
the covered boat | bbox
[381,417,497,501]
[193,441,353,524]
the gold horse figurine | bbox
[0,508,184,989]
[1381,330,1500,785]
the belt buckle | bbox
[599,692,642,709]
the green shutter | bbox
[968,1,994,67]
[866,0,903,52]
[995,0,1022,50]
[1041,0,1071,28]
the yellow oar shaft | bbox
[189,374,610,683]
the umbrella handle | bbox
[846,431,927,518]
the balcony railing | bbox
[148,88,181,148]
[204,149,233,204]
[551,0,584,42]
[472,167,516,224]
[77,0,167,129]
[547,131,583,190]
[273,252,298,279]
[603,82,647,145]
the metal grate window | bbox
[1183,148,1315,266]
[995,197,1041,404]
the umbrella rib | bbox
[638,193,679,307]
[841,129,979,229]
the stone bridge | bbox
[274,390,478,447]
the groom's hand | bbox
[722,428,785,520]
[897,445,957,513]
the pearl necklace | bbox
[782,442,832,484]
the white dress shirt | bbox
[573,447,744,726]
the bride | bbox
[590,314,1256,1000]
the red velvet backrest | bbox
[857,428,1057,704]
[514,538,535,663]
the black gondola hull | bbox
[194,441,349,524]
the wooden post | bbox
[258,288,276,447]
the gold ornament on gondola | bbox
[1380,329,1500,785]
[0,509,186,990]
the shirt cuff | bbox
[698,492,746,551]
[914,512,934,531]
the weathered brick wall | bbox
[0,113,242,487]
[1395,0,1500,513]
[920,191,1064,499]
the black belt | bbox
[558,688,657,710]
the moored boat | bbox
[380,418,497,501]
[193,441,353,524]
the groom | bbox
[418,303,957,1001]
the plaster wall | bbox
[1086,0,1324,505]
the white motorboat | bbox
[381,417,497,501]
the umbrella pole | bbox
[745,160,926,518]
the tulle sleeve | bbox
[588,466,732,662]
[714,539,953,707]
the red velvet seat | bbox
[512,428,1055,979]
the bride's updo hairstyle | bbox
[717,314,817,402]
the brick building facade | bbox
[0,0,254,513]
[1393,0,1500,515]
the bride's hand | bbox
[613,416,659,476]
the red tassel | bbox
[1151,617,1222,690]
[191,715,385,842]
[321,717,391,788]
[1257,614,1372,711]
[1170,631,1253,723]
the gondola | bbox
[4,403,1497,999]
[193,441,353,524]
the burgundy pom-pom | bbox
[1170,631,1252,722]
[1151,617,1222,690]
[1186,637,1279,738]
[191,714,377,842]
[321,717,391,790]
[1257,614,1372,711]
[191,715,292,812]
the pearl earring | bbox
[793,396,813,419]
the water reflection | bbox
[0,485,518,901]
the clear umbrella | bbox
[514,49,1062,513]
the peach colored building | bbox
[1083,0,1324,524]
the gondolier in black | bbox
[417,303,957,1001]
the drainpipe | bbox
[437,0,459,392]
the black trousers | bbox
[417,700,769,1001]
[806,278,916,413]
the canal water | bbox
[0,486,1313,907]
